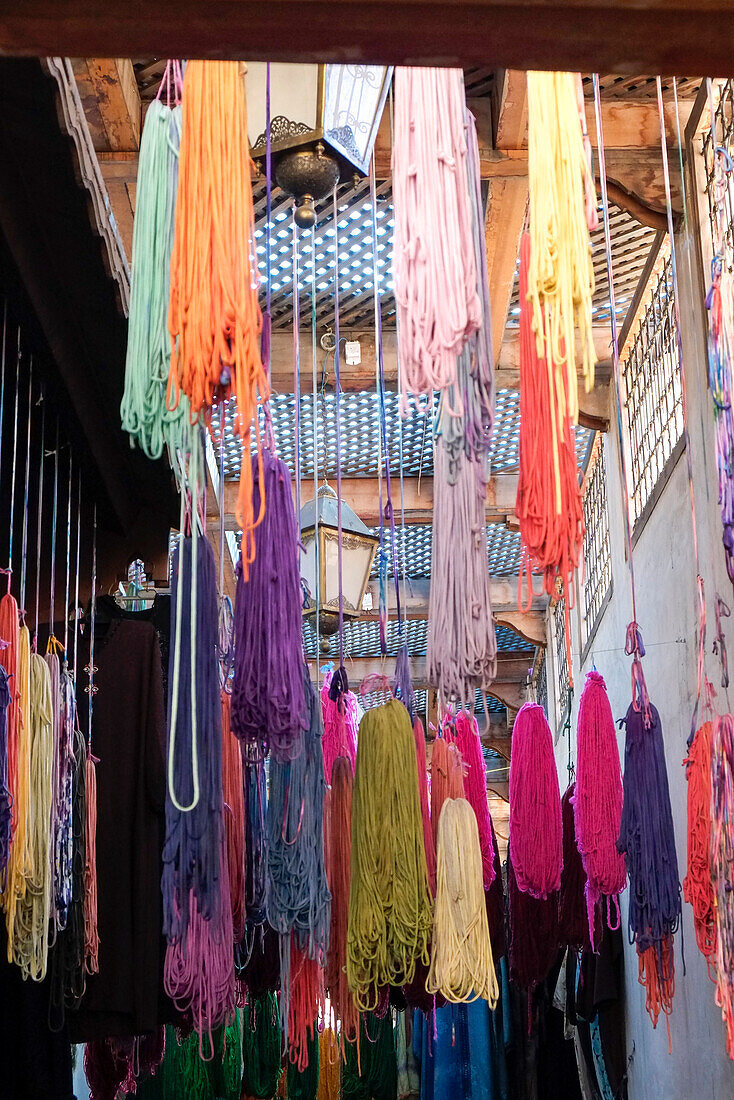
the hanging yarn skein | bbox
[711,713,734,1056]
[0,668,10,878]
[231,448,306,760]
[121,73,191,460]
[324,754,358,1048]
[412,716,436,894]
[167,60,267,549]
[427,443,497,704]
[348,699,433,1010]
[455,710,496,889]
[507,845,559,991]
[574,669,626,939]
[683,718,716,973]
[427,797,498,1005]
[4,623,30,956]
[321,669,359,783]
[617,700,681,1027]
[265,667,330,962]
[516,231,584,623]
[392,67,480,404]
[558,783,592,951]
[430,734,465,849]
[526,70,597,418]
[221,689,245,944]
[508,702,562,899]
[242,992,282,1100]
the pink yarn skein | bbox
[455,710,496,888]
[509,702,563,899]
[574,670,626,938]
[320,671,359,783]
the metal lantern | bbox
[300,486,379,645]
[246,63,392,227]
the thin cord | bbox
[63,452,73,661]
[87,505,97,755]
[19,357,33,617]
[33,397,45,646]
[8,325,21,579]
[311,225,320,689]
[48,421,59,644]
[293,214,302,523]
[332,187,344,667]
[73,470,81,689]
[0,301,7,491]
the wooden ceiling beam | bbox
[307,654,532,696]
[1,3,731,76]
[365,576,547,616]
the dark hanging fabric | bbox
[507,845,560,992]
[403,957,445,1015]
[576,924,627,1100]
[535,955,583,1100]
[558,784,592,951]
[412,999,506,1100]
[68,601,174,1042]
[238,922,281,995]
[617,702,681,954]
[0,924,74,1099]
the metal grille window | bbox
[553,597,571,727]
[536,650,548,719]
[702,80,734,257]
[621,254,683,527]
[582,442,612,642]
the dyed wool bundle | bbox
[242,992,282,1100]
[347,699,433,1010]
[324,755,358,1048]
[574,670,626,934]
[321,669,359,782]
[508,703,562,899]
[266,669,330,961]
[283,936,324,1071]
[392,67,480,401]
[705,146,734,583]
[485,817,506,960]
[426,443,497,704]
[317,1028,340,1100]
[711,713,734,1055]
[135,1018,242,1100]
[427,798,498,1005]
[638,935,675,1040]
[435,110,495,472]
[85,1030,166,1100]
[162,533,234,1035]
[558,783,591,951]
[430,735,465,849]
[412,716,436,894]
[0,666,10,876]
[53,664,76,932]
[4,623,31,953]
[121,89,189,460]
[167,60,267,543]
[243,754,267,926]
[683,719,716,971]
[515,232,584,611]
[455,710,496,889]
[507,847,559,991]
[0,590,19,824]
[526,70,597,416]
[10,652,54,980]
[287,1025,319,1100]
[394,642,417,721]
[231,449,305,759]
[617,701,681,1024]
[84,749,100,975]
[237,922,280,996]
[44,650,62,926]
[221,689,245,943]
[343,1012,398,1100]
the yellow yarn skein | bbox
[427,797,498,1006]
[347,699,433,1010]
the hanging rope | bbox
[711,712,734,1056]
[574,669,626,940]
[427,797,498,1005]
[558,782,591,951]
[242,992,282,1099]
[343,1012,398,1100]
[426,443,497,704]
[324,754,358,1051]
[321,669,358,783]
[455,710,496,890]
[4,623,30,954]
[516,231,584,637]
[265,669,330,962]
[508,702,563,899]
[392,67,480,404]
[231,448,306,760]
[430,734,464,849]
[683,718,716,974]
[618,699,681,1028]
[638,935,675,1051]
[221,689,245,944]
[283,935,324,1072]
[348,699,433,1010]
[121,67,191,460]
[526,70,597,420]
[167,60,267,550]
[243,753,267,928]
[411,715,436,895]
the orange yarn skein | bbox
[168,60,268,562]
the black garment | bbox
[68,600,173,1041]
[0,925,74,1100]
[577,925,627,1099]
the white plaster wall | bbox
[554,222,734,1099]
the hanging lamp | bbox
[246,63,392,227]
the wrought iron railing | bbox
[582,442,612,643]
[621,253,683,527]
[553,596,571,727]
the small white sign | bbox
[345,340,361,366]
